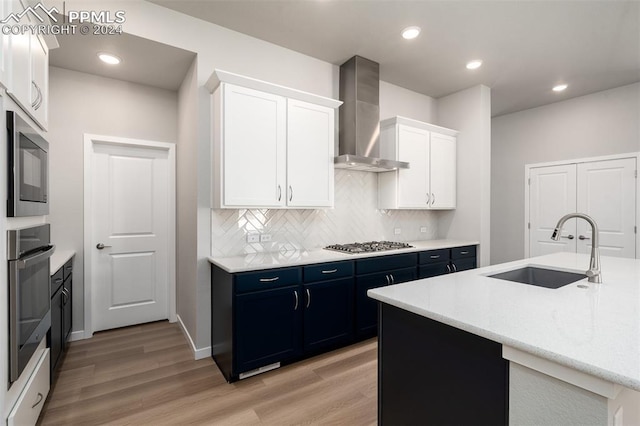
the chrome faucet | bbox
[551,213,602,283]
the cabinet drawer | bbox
[303,261,354,283]
[356,253,417,275]
[7,349,50,426]
[51,267,64,295]
[235,267,302,294]
[63,258,73,280]
[452,245,476,260]
[418,249,450,265]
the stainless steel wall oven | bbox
[7,110,49,217]
[7,224,55,386]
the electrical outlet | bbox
[260,234,272,242]
[394,228,401,235]
[246,233,259,243]
[420,226,427,233]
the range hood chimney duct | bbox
[335,56,409,172]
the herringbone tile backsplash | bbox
[211,169,439,257]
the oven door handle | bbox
[17,245,55,270]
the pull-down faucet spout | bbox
[551,213,601,283]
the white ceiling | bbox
[147,0,640,117]
[49,22,196,91]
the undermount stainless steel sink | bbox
[488,266,587,289]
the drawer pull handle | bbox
[54,278,63,284]
[65,266,72,270]
[321,269,338,274]
[460,251,469,255]
[430,255,441,259]
[32,392,44,408]
[259,277,280,282]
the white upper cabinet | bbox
[287,98,335,208]
[218,84,287,208]
[208,70,341,209]
[378,116,458,210]
[4,0,50,130]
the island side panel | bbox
[378,303,509,425]
[510,363,608,425]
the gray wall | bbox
[491,83,640,264]
[176,58,198,345]
[437,85,493,266]
[47,66,178,334]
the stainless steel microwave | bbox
[7,110,49,217]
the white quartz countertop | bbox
[208,239,479,273]
[50,249,75,274]
[368,252,640,391]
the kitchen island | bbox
[368,252,640,425]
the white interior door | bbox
[576,158,636,258]
[88,138,174,333]
[529,164,577,256]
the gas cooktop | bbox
[324,241,413,254]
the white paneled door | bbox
[576,159,636,258]
[528,157,637,259]
[87,137,175,333]
[529,164,578,257]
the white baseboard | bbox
[176,314,211,360]
[69,330,86,342]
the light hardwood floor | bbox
[38,321,378,425]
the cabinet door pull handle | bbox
[460,251,469,255]
[259,277,280,282]
[561,235,575,240]
[277,185,282,201]
[289,186,293,202]
[306,289,311,308]
[32,392,44,409]
[293,290,299,310]
[578,235,590,240]
[446,264,452,273]
[426,193,430,205]
[432,193,435,205]
[385,275,390,285]
[321,269,338,274]
[62,289,68,304]
[452,263,458,272]
[96,243,112,250]
[390,274,395,284]
[35,84,43,110]
[430,255,440,259]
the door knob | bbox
[96,243,112,250]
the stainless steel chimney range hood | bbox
[335,56,409,172]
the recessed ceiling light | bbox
[402,26,421,40]
[98,52,121,65]
[466,60,483,70]
[552,84,568,92]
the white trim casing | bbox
[83,134,177,339]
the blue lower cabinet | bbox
[234,285,303,374]
[356,266,417,338]
[303,277,354,353]
[211,246,476,381]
